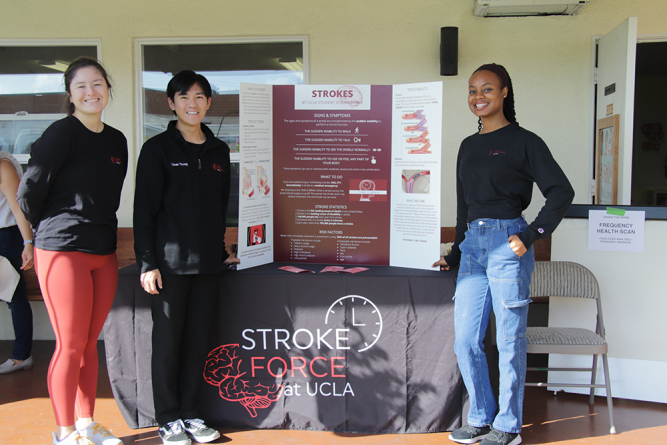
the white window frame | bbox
[134,36,309,161]
[0,39,101,163]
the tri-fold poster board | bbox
[237,82,443,271]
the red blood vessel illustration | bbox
[402,110,432,154]
[401,170,430,193]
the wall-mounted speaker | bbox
[440,27,458,76]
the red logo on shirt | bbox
[488,150,505,156]
[213,164,224,172]
[111,157,123,164]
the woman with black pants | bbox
[0,150,34,375]
[134,70,239,445]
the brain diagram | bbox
[204,344,283,417]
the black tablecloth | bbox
[103,263,464,433]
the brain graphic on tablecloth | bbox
[204,344,283,417]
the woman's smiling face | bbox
[468,69,508,121]
[68,67,109,118]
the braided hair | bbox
[472,63,517,132]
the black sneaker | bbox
[479,428,522,445]
[449,424,492,444]
[182,419,220,443]
[158,420,191,445]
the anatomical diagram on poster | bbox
[237,82,442,270]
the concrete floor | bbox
[1,341,666,444]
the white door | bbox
[596,17,637,205]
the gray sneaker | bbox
[182,419,220,443]
[158,420,191,445]
[449,424,492,444]
[479,428,521,445]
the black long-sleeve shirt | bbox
[444,123,574,267]
[133,121,231,275]
[17,115,128,254]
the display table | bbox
[103,263,464,434]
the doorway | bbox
[631,41,667,205]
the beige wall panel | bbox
[1,0,667,227]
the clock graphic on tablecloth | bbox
[324,295,383,352]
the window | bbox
[136,37,307,226]
[0,41,99,163]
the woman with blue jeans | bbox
[434,64,574,445]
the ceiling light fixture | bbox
[278,57,303,71]
[38,60,70,72]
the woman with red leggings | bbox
[18,57,128,445]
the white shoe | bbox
[76,421,123,445]
[52,431,95,445]
[0,356,33,374]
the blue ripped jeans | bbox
[454,217,535,434]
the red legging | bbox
[34,248,118,426]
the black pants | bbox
[150,273,219,425]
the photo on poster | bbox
[247,224,267,246]
[401,170,430,194]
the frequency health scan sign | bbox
[236,82,443,271]
[588,209,645,252]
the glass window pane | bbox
[0,44,97,162]
[140,40,305,226]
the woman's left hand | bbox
[20,244,34,270]
[508,235,527,257]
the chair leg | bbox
[589,354,599,405]
[602,353,616,434]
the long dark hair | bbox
[63,56,112,116]
[473,63,517,131]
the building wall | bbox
[1,0,667,400]
[1,0,665,227]
[551,218,667,403]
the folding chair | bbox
[526,261,616,434]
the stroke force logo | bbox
[204,295,382,417]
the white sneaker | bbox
[52,431,95,445]
[0,356,33,374]
[75,421,123,445]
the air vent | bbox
[473,0,590,17]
